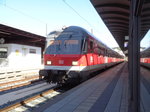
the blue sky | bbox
[141,30,150,49]
[0,0,149,48]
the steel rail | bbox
[0,88,58,112]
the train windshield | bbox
[45,39,81,54]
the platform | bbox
[140,67,150,112]
[32,62,128,112]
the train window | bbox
[103,49,106,56]
[60,32,73,36]
[45,39,80,54]
[60,31,79,37]
[82,39,87,53]
[102,49,105,55]
[64,40,78,45]
[105,50,108,56]
[90,41,93,49]
[63,40,80,53]
[0,47,7,58]
[98,48,101,55]
[49,40,54,45]
[49,40,62,45]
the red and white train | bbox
[141,47,150,68]
[39,26,124,84]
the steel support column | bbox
[132,16,140,112]
[129,0,143,112]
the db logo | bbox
[59,60,64,64]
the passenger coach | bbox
[40,26,124,84]
[141,47,150,68]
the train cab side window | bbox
[0,47,8,58]
[82,39,87,53]
[84,41,88,53]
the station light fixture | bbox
[125,36,129,40]
[124,42,128,47]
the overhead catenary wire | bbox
[62,0,93,31]
[0,2,48,36]
[62,0,118,48]
[62,0,100,35]
[0,3,46,24]
[0,0,121,50]
[62,0,125,55]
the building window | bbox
[0,47,8,58]
[29,49,36,54]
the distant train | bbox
[141,47,150,68]
[39,26,124,84]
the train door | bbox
[99,48,105,64]
[90,40,94,65]
[104,49,108,63]
[87,38,94,70]
[93,41,98,65]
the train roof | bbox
[64,26,109,46]
[47,30,62,39]
[63,26,123,58]
[46,26,123,58]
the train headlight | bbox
[72,61,78,66]
[47,61,51,65]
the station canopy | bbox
[90,0,150,54]
[0,24,46,49]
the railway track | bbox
[0,87,61,112]
[0,64,124,112]
[0,75,41,92]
